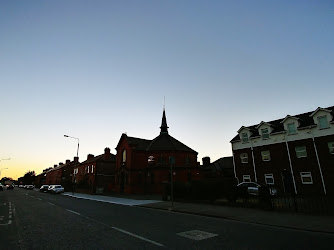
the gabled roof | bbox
[281,115,299,124]
[116,109,197,154]
[231,105,334,143]
[309,107,332,117]
[256,121,273,129]
[80,154,104,165]
[237,126,251,133]
[146,133,197,153]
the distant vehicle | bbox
[49,185,64,194]
[25,185,35,190]
[228,182,278,202]
[40,185,49,192]
[0,184,3,191]
[7,185,14,190]
[19,185,24,188]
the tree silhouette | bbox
[22,171,36,185]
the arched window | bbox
[122,150,126,163]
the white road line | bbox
[37,198,42,201]
[112,226,164,247]
[47,202,55,206]
[66,209,81,216]
[82,215,164,247]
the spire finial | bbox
[163,96,165,110]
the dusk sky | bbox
[1,1,333,180]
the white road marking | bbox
[112,226,164,247]
[0,202,13,226]
[47,202,55,206]
[66,209,81,216]
[82,215,164,247]
[37,198,42,201]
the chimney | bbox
[59,162,64,166]
[74,156,79,163]
[87,154,94,160]
[104,147,111,160]
[66,159,71,164]
[202,157,211,166]
[54,164,57,168]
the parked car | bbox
[49,185,64,194]
[0,184,3,191]
[228,182,278,201]
[40,185,49,192]
[6,184,14,190]
[25,185,35,190]
[19,185,24,188]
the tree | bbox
[22,171,36,185]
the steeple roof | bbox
[160,108,169,134]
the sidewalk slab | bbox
[63,192,161,206]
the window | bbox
[240,153,248,163]
[261,150,271,161]
[318,116,329,129]
[265,174,274,185]
[287,123,297,134]
[261,128,270,139]
[300,172,313,184]
[241,132,249,143]
[243,175,251,182]
[295,146,307,158]
[328,142,334,154]
[91,165,94,173]
[122,150,126,162]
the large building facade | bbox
[231,106,334,196]
[115,109,201,194]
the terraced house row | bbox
[231,106,334,196]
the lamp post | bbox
[64,135,79,194]
[0,158,11,180]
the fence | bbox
[213,194,334,215]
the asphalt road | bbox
[1,188,334,250]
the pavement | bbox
[62,192,334,234]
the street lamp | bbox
[0,158,11,179]
[64,135,79,193]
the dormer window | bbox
[318,116,329,129]
[287,123,297,135]
[241,132,249,143]
[261,128,270,139]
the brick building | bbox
[35,157,78,190]
[115,109,201,194]
[73,148,115,194]
[231,106,334,196]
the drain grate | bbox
[177,230,218,241]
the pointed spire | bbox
[160,108,169,134]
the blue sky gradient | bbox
[1,1,333,178]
